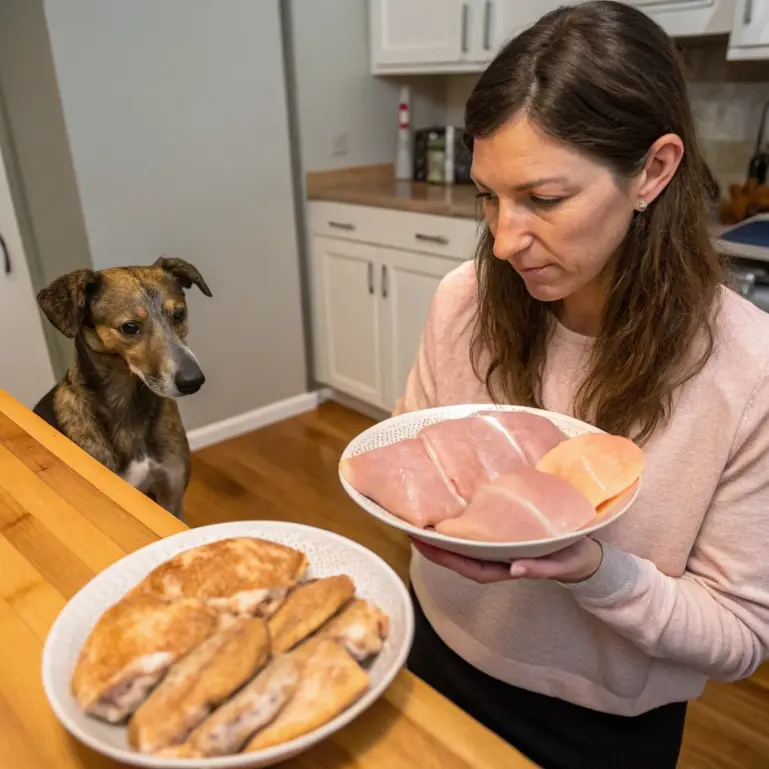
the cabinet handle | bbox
[328,220,355,231]
[483,1,493,51]
[415,232,449,245]
[367,261,374,295]
[382,265,388,299]
[0,233,10,275]
[744,0,753,24]
[461,4,469,54]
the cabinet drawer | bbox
[309,201,481,262]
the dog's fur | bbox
[33,257,211,518]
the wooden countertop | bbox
[0,389,536,769]
[307,164,479,219]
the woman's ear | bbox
[634,134,684,209]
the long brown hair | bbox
[465,0,725,444]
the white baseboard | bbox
[187,390,323,451]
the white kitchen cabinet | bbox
[626,0,736,37]
[378,248,459,411]
[369,0,465,71]
[309,202,475,411]
[728,0,769,59]
[312,237,386,409]
[369,0,740,74]
[369,0,570,73]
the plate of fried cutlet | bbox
[41,521,413,768]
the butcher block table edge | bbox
[0,389,537,769]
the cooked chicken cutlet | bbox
[128,616,271,754]
[71,593,218,723]
[132,537,308,616]
[154,744,204,759]
[268,575,355,654]
[245,639,369,752]
[317,598,389,662]
[182,654,300,757]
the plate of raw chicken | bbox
[41,521,413,768]
[339,405,644,561]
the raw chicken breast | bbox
[338,437,465,527]
[481,411,569,464]
[436,466,596,542]
[536,433,644,508]
[419,410,568,503]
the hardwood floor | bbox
[184,402,769,769]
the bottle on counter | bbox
[395,86,412,181]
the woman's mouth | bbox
[517,264,551,279]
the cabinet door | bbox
[624,0,735,37]
[378,248,464,412]
[312,237,385,408]
[370,0,464,68]
[474,0,568,59]
[729,0,769,56]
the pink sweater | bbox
[400,260,769,716]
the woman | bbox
[395,3,769,768]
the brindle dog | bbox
[33,257,211,519]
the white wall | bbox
[287,0,446,173]
[43,0,308,430]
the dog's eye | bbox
[121,322,140,337]
[172,308,187,324]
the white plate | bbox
[41,521,414,768]
[340,404,641,561]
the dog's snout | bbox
[175,360,205,395]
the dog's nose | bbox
[175,366,205,395]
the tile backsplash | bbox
[441,37,769,196]
[682,38,768,191]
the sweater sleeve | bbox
[562,363,769,682]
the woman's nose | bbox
[492,209,534,260]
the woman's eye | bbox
[172,308,187,324]
[121,322,140,337]
[476,191,497,202]
[530,195,565,207]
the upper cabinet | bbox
[369,0,757,74]
[728,0,769,59]
[369,0,465,70]
[369,0,567,74]
[625,0,735,37]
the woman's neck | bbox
[556,283,604,337]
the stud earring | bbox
[637,200,648,212]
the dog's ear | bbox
[37,269,100,338]
[154,257,212,297]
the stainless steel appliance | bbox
[718,214,769,312]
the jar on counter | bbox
[426,131,445,184]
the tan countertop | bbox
[307,164,479,219]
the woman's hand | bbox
[410,537,603,584]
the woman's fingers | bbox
[411,537,603,584]
[410,538,512,583]
[509,539,603,583]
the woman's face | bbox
[472,115,638,305]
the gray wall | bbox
[288,0,446,172]
[42,0,308,430]
[0,0,93,377]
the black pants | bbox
[407,589,687,769]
